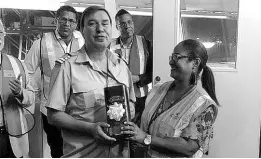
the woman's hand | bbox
[91,122,116,142]
[121,121,147,143]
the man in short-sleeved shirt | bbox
[46,6,135,158]
[47,48,135,157]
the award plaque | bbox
[104,84,131,139]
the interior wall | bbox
[153,0,261,157]
[209,0,261,157]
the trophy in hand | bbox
[104,84,131,139]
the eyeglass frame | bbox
[118,20,134,28]
[169,54,190,63]
[57,17,77,26]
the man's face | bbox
[0,20,5,51]
[116,14,134,39]
[82,10,112,51]
[56,11,77,38]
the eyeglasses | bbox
[118,20,133,28]
[57,18,77,25]
[169,54,189,63]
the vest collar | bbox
[55,29,82,40]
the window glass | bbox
[180,0,239,68]
[132,15,153,40]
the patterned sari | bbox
[140,81,218,158]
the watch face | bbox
[144,135,151,145]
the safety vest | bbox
[0,53,29,157]
[111,35,152,98]
[40,31,84,99]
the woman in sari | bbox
[121,39,219,157]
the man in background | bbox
[24,5,84,158]
[111,9,153,126]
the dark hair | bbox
[56,5,78,21]
[177,39,219,106]
[115,9,131,21]
[80,5,112,31]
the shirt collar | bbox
[75,47,119,66]
[120,37,133,49]
[55,29,82,40]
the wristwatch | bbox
[144,134,152,145]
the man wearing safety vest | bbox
[0,19,35,158]
[24,5,84,158]
[111,9,153,127]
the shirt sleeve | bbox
[19,62,36,107]
[46,62,71,112]
[24,39,41,93]
[180,105,217,154]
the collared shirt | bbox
[24,30,84,115]
[119,38,133,64]
[46,47,135,157]
[54,30,73,53]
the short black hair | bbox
[115,9,131,20]
[80,5,112,31]
[56,5,78,21]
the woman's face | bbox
[169,45,195,82]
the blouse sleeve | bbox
[180,105,217,155]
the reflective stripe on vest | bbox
[6,55,26,134]
[1,54,26,136]
[40,31,83,98]
[135,35,151,98]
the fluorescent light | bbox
[128,11,152,16]
[202,42,215,48]
[181,14,228,19]
[119,5,137,9]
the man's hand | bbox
[9,75,22,96]
[132,75,140,84]
[90,122,116,142]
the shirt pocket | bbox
[72,84,104,110]
[156,122,175,138]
